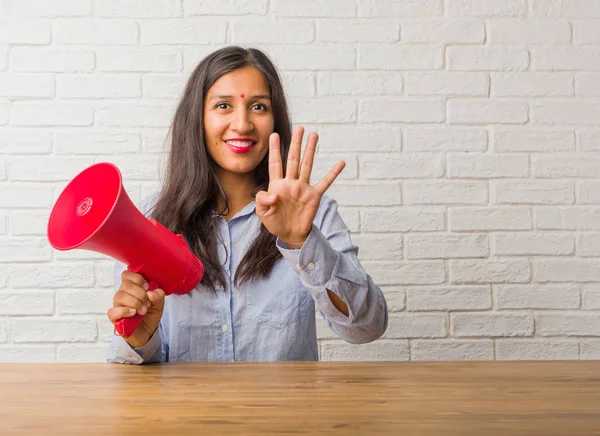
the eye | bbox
[215,102,230,110]
[252,103,269,112]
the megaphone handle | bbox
[114,279,159,338]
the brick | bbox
[448,47,529,71]
[58,74,140,98]
[307,153,357,181]
[493,73,573,97]
[10,0,92,17]
[10,102,93,127]
[97,0,182,17]
[494,129,575,152]
[273,0,354,17]
[362,154,444,179]
[95,262,116,288]
[532,0,600,17]
[96,103,175,127]
[10,264,95,289]
[0,131,52,154]
[496,284,580,309]
[448,100,528,124]
[583,285,600,309]
[97,318,116,342]
[579,130,600,151]
[0,100,6,124]
[411,340,494,360]
[0,20,50,44]
[362,208,445,232]
[0,238,52,262]
[11,48,94,72]
[0,346,55,363]
[488,20,571,44]
[452,313,534,337]
[12,319,97,343]
[0,73,54,98]
[327,183,401,206]
[53,19,137,45]
[406,286,491,311]
[450,259,531,284]
[574,20,600,44]
[0,183,53,208]
[534,48,600,71]
[495,181,574,205]
[381,287,406,312]
[10,211,52,236]
[99,156,162,181]
[534,155,600,178]
[532,101,600,125]
[448,153,529,178]
[142,18,227,45]
[494,233,574,256]
[55,133,141,155]
[578,234,600,256]
[142,74,187,98]
[366,261,446,286]
[537,313,600,336]
[320,339,409,361]
[496,339,579,360]
[537,207,600,230]
[317,20,398,43]
[384,313,447,339]
[534,259,600,282]
[268,46,355,70]
[291,97,356,123]
[579,182,600,204]
[581,340,600,359]
[142,131,170,154]
[58,345,108,363]
[576,73,600,96]
[0,322,7,342]
[406,234,489,259]
[57,289,113,315]
[405,181,488,205]
[9,157,93,181]
[0,269,6,288]
[352,234,402,261]
[359,0,442,17]
[281,72,315,97]
[361,99,444,123]
[359,45,443,70]
[405,128,487,152]
[406,73,488,97]
[314,126,400,152]
[402,19,484,43]
[446,0,526,16]
[318,72,402,96]
[96,48,181,72]
[0,211,5,234]
[0,292,54,315]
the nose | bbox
[231,106,254,134]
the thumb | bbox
[255,191,277,216]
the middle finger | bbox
[286,126,304,179]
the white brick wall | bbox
[1,0,599,363]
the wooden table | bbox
[1,361,599,435]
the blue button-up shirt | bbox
[107,194,388,363]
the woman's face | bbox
[203,67,275,183]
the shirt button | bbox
[221,324,229,332]
[307,262,315,270]
[223,241,228,248]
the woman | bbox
[107,46,388,363]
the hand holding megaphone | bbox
[47,163,204,339]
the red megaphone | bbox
[47,162,204,338]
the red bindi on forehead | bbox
[240,94,245,98]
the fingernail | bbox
[129,308,136,315]
[146,300,152,308]
[143,282,149,291]
[140,305,147,315]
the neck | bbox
[216,170,256,221]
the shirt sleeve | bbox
[276,195,388,344]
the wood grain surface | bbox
[1,361,599,435]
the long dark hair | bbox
[151,46,292,292]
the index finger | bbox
[268,133,283,181]
[121,270,148,290]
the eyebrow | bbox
[209,94,271,101]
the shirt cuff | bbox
[276,224,338,287]
[110,329,161,364]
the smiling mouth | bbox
[225,140,256,153]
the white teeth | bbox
[226,140,254,148]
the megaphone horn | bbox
[47,162,204,338]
